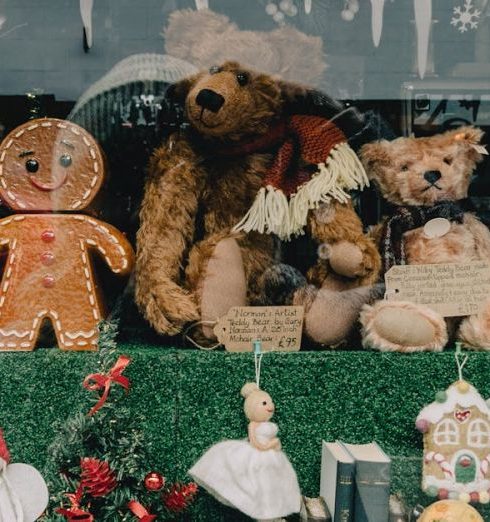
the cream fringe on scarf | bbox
[233,143,368,240]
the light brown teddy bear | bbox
[135,61,380,345]
[359,127,489,352]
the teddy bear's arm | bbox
[464,213,490,259]
[307,200,381,286]
[135,141,206,335]
[72,216,134,275]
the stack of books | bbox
[320,441,391,522]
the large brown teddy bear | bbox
[135,62,380,345]
[360,127,489,352]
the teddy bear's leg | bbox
[293,283,375,346]
[185,233,248,340]
[457,299,490,350]
[360,300,448,352]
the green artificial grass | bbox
[1,345,490,520]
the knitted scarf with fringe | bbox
[379,200,465,274]
[213,115,368,240]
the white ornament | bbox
[280,0,292,11]
[451,0,481,33]
[341,9,355,21]
[304,0,312,14]
[350,0,360,14]
[266,2,278,15]
[273,10,285,22]
[289,5,298,16]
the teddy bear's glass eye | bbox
[25,159,39,173]
[236,72,249,86]
[443,157,452,165]
[209,65,221,75]
[262,401,267,405]
[400,164,409,172]
[59,154,72,168]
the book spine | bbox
[334,461,355,522]
[353,462,391,522]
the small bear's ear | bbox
[448,125,484,145]
[447,126,486,163]
[359,140,392,180]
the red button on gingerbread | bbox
[0,118,135,351]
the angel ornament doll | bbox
[189,382,301,521]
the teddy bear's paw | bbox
[302,286,373,346]
[256,264,307,306]
[327,240,379,281]
[143,283,199,336]
[361,301,448,353]
[458,314,490,351]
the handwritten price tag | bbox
[213,306,304,352]
[385,262,490,317]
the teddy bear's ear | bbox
[166,74,201,105]
[446,126,487,163]
[447,125,484,145]
[277,80,310,105]
[359,141,392,179]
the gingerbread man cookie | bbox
[0,118,134,350]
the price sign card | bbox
[385,262,490,317]
[214,306,304,352]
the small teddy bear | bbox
[0,118,134,350]
[359,126,489,352]
[135,61,380,346]
[188,382,301,521]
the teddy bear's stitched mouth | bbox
[422,183,442,192]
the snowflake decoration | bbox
[451,0,481,33]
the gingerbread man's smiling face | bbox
[0,118,104,211]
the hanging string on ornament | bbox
[253,339,263,389]
[451,0,481,33]
[454,341,469,386]
[341,0,359,21]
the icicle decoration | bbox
[80,0,94,49]
[414,0,432,79]
[370,0,386,47]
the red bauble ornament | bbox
[144,471,165,492]
[80,457,117,497]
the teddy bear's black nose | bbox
[196,89,225,113]
[424,170,442,184]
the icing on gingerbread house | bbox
[416,380,490,504]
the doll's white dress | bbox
[189,421,301,520]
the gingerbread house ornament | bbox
[0,118,134,351]
[416,379,490,504]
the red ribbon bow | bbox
[56,487,94,522]
[83,355,131,416]
[128,500,157,522]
